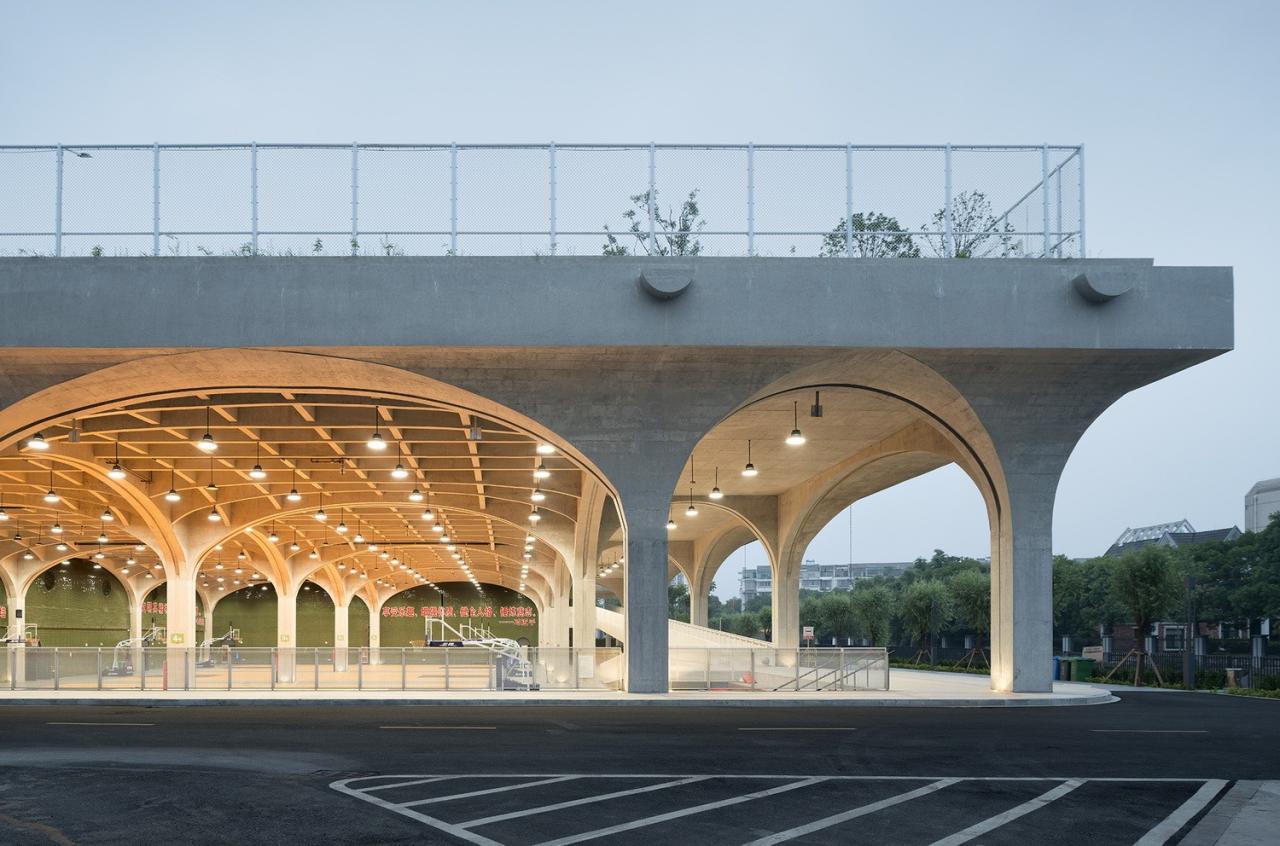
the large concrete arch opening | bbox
[0,348,632,688]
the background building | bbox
[740,560,908,603]
[1245,478,1280,532]
[1103,520,1241,557]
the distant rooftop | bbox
[1104,520,1242,557]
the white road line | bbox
[534,777,827,846]
[336,773,1217,783]
[459,776,711,829]
[360,776,452,793]
[379,725,496,730]
[742,778,958,846]
[1091,729,1209,734]
[1134,779,1228,846]
[926,779,1084,846]
[330,777,504,846]
[738,727,858,732]
[45,721,154,726]
[399,776,580,808]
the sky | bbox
[4,1,1277,599]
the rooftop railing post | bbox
[54,144,64,257]
[97,647,102,691]
[746,143,755,256]
[314,648,320,691]
[350,142,359,255]
[449,143,458,255]
[53,648,60,691]
[1055,165,1063,259]
[548,142,557,256]
[250,142,259,254]
[226,645,232,690]
[1041,143,1051,257]
[647,142,657,252]
[401,647,406,691]
[1077,144,1086,258]
[152,143,161,256]
[943,144,953,257]
[845,143,854,258]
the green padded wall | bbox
[297,583,335,647]
[212,583,278,646]
[26,559,128,647]
[349,596,369,648]
[141,584,207,641]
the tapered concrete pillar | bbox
[7,592,25,687]
[368,599,382,665]
[165,574,197,688]
[130,598,144,677]
[277,587,297,682]
[622,491,671,693]
[772,560,800,651]
[334,602,350,672]
[572,574,596,649]
[689,584,709,628]
[990,470,1057,693]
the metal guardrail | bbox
[0,645,889,692]
[0,143,1084,259]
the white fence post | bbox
[845,143,854,257]
[746,143,755,256]
[647,142,657,249]
[350,142,359,255]
[943,143,953,257]
[548,142,557,256]
[152,143,161,256]
[54,144,64,257]
[250,142,259,254]
[1077,144,1086,258]
[449,143,458,255]
[1041,143,1051,257]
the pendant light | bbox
[287,468,302,502]
[101,508,114,522]
[530,487,546,503]
[367,406,387,450]
[534,461,550,480]
[742,439,758,477]
[309,547,320,560]
[666,517,677,531]
[196,405,218,452]
[206,454,218,492]
[165,467,181,502]
[336,508,348,534]
[44,466,60,503]
[408,487,424,503]
[528,508,541,523]
[391,443,409,480]
[353,520,365,545]
[268,523,280,543]
[207,506,222,523]
[51,517,63,534]
[108,439,127,480]
[786,400,806,446]
[709,466,724,500]
[536,442,556,455]
[0,493,7,521]
[249,442,267,480]
[685,482,698,518]
[25,431,49,451]
[289,530,301,552]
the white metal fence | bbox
[0,143,1083,259]
[0,645,889,692]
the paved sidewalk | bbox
[0,670,1113,707]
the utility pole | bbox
[1183,575,1197,689]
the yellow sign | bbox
[170,633,185,644]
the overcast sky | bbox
[4,2,1277,599]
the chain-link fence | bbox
[0,144,1084,258]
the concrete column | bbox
[130,597,144,676]
[368,599,382,665]
[772,560,800,652]
[334,602,350,672]
[277,587,298,682]
[572,572,596,679]
[165,574,197,689]
[622,490,671,693]
[990,472,1056,693]
[7,591,25,688]
[689,566,710,628]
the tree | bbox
[819,212,920,258]
[949,569,990,666]
[900,579,953,663]
[1105,547,1182,686]
[602,189,705,256]
[730,612,761,639]
[667,580,690,622]
[923,190,1023,258]
[850,584,892,646]
[818,592,857,645]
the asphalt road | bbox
[0,691,1273,844]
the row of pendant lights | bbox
[668,395,817,531]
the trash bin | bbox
[1052,656,1061,680]
[1073,658,1095,681]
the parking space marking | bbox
[743,778,957,846]
[459,776,711,829]
[361,776,451,793]
[1135,779,1228,846]
[399,776,580,809]
[926,778,1083,846]
[534,777,826,846]
[45,721,154,726]
[331,774,1232,846]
